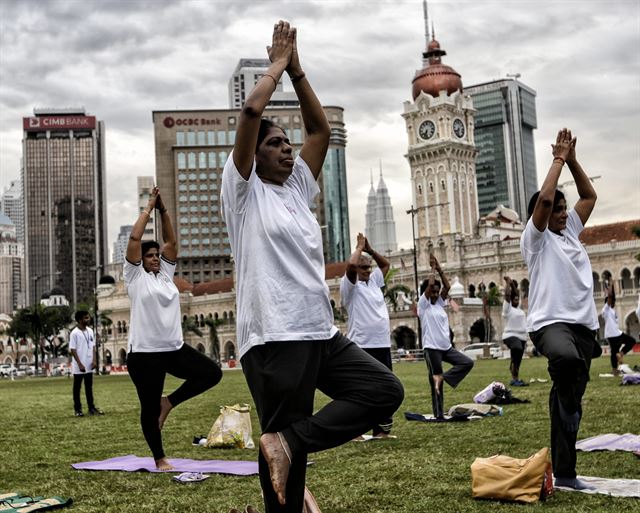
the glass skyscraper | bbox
[465,78,538,220]
[22,108,108,305]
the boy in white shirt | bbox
[501,276,528,386]
[69,310,103,417]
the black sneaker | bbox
[74,410,84,417]
[88,408,104,416]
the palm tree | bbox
[181,316,203,338]
[385,284,412,312]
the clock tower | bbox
[402,29,479,267]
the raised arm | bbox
[126,187,157,263]
[531,128,574,231]
[155,192,177,262]
[345,233,366,284]
[232,21,294,179]
[605,282,615,307]
[566,136,597,226]
[503,276,513,303]
[363,237,390,277]
[287,29,330,179]
[430,254,449,299]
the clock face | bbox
[453,118,465,138]
[418,120,436,140]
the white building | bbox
[137,177,157,242]
[228,58,299,109]
[112,225,133,264]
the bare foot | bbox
[159,396,173,430]
[155,457,174,471]
[259,432,291,506]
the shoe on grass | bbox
[74,410,84,417]
[88,408,104,415]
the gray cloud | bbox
[1,0,638,255]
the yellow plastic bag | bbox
[205,403,255,449]
[471,447,550,503]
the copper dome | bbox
[412,38,463,100]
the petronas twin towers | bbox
[364,168,398,255]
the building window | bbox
[293,128,303,144]
[176,131,185,146]
[199,152,207,169]
[180,228,188,235]
[200,194,208,201]
[179,184,187,192]
[177,153,186,169]
[179,194,187,202]
[200,205,208,212]
[189,194,198,201]
[190,206,198,213]
[418,184,423,195]
[189,172,197,180]
[187,132,196,145]
[207,131,215,145]
[178,172,187,181]
[189,184,197,191]
[217,131,227,145]
[197,131,206,145]
[208,152,216,168]
[228,130,236,144]
[188,152,196,169]
[441,179,446,191]
[219,151,228,164]
[429,182,434,193]
[191,227,200,234]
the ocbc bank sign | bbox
[163,117,222,128]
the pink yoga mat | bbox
[72,455,259,475]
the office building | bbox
[0,180,24,245]
[0,213,24,314]
[137,176,158,242]
[152,106,349,283]
[21,108,108,305]
[464,78,538,220]
[112,225,133,264]
[228,58,299,108]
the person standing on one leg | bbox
[417,254,474,419]
[125,187,222,471]
[221,21,404,512]
[602,284,635,375]
[69,310,103,417]
[340,233,396,440]
[521,128,600,490]
[501,276,528,386]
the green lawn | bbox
[1,354,638,513]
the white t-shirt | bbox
[520,209,598,332]
[221,153,337,360]
[124,256,184,353]
[418,294,451,351]
[340,267,390,348]
[501,301,527,340]
[601,303,622,338]
[69,326,95,375]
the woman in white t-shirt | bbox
[602,284,636,374]
[501,276,528,386]
[221,21,403,511]
[125,187,221,470]
[520,128,600,490]
[417,254,474,419]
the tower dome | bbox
[412,37,463,100]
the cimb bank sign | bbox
[23,116,96,131]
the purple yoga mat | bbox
[72,455,259,475]
[576,433,640,453]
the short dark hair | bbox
[141,240,160,256]
[420,279,441,296]
[527,189,565,219]
[75,310,90,322]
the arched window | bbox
[117,321,122,334]
[122,321,127,334]
[592,272,601,293]
[634,267,640,289]
[429,182,434,193]
[418,184,423,195]
[214,312,219,321]
[440,179,446,191]
[620,268,632,290]
[199,313,205,327]
[223,311,228,320]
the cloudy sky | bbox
[1,0,639,256]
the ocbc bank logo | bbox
[163,117,175,128]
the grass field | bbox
[1,354,638,513]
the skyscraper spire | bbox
[379,159,383,178]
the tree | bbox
[181,316,203,338]
[8,304,73,370]
[385,284,412,312]
[203,316,223,367]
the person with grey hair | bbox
[340,233,396,439]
